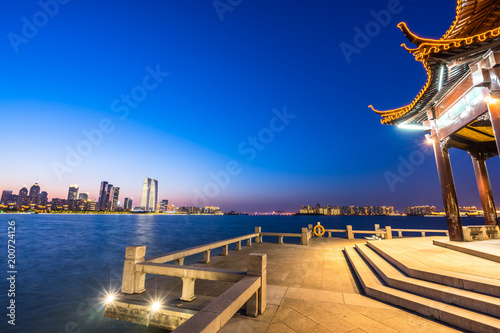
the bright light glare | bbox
[484,96,497,104]
[151,302,161,311]
[105,294,115,304]
[398,124,423,130]
[425,134,434,145]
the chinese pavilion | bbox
[371,0,500,241]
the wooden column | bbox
[430,123,464,241]
[470,152,499,226]
[487,94,500,157]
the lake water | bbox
[0,214,481,332]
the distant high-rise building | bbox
[141,177,158,212]
[123,197,133,211]
[97,181,109,211]
[38,191,48,206]
[1,190,12,204]
[67,185,79,201]
[111,187,120,211]
[28,182,40,205]
[105,184,114,211]
[78,192,89,201]
[17,186,28,208]
[159,199,169,212]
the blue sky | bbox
[2,0,500,212]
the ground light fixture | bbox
[151,301,161,312]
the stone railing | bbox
[174,253,266,332]
[120,244,267,332]
[463,225,499,241]
[260,225,313,245]
[322,224,449,239]
[145,231,261,265]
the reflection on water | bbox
[0,214,451,332]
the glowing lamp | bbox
[398,124,423,130]
[151,302,161,312]
[105,294,115,304]
[425,134,434,145]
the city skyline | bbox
[3,1,500,212]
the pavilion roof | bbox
[371,0,500,125]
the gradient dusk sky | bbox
[2,0,500,212]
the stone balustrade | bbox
[463,225,500,241]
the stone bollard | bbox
[255,227,262,243]
[121,246,146,294]
[247,253,267,316]
[346,225,354,240]
[386,226,392,239]
[301,227,309,245]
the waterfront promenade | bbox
[206,238,462,332]
[108,236,467,332]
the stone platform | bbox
[433,239,500,263]
[108,238,466,332]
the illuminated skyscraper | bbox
[67,185,79,201]
[38,191,48,206]
[123,197,133,211]
[78,192,89,201]
[1,190,12,204]
[28,182,40,205]
[141,177,158,212]
[105,184,114,211]
[97,181,109,211]
[111,187,120,211]
[17,186,28,207]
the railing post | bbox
[247,238,252,247]
[203,250,211,264]
[222,245,229,256]
[398,231,403,238]
[175,258,185,265]
[247,253,267,316]
[328,231,332,238]
[308,224,313,231]
[346,225,354,240]
[375,224,381,238]
[421,231,426,237]
[255,227,262,243]
[301,227,309,245]
[121,246,146,294]
[180,277,196,301]
[236,240,242,251]
[278,236,283,244]
[386,226,392,239]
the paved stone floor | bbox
[196,238,465,333]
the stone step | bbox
[366,241,500,297]
[355,243,500,318]
[344,246,500,333]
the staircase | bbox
[345,239,500,332]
